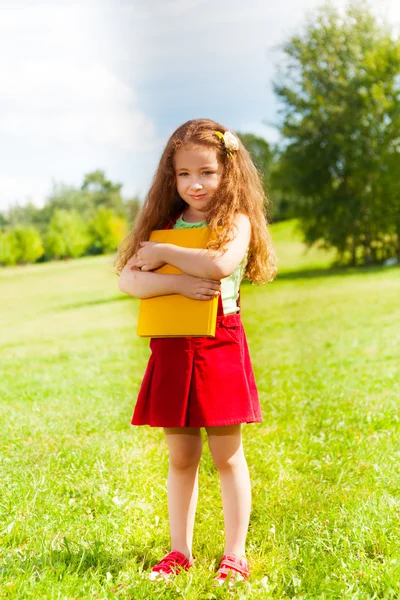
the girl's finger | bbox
[205,279,221,286]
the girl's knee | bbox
[206,425,245,471]
[210,448,245,472]
[170,450,202,471]
[164,428,203,470]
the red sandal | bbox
[213,553,250,586]
[148,550,193,581]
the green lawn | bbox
[1,220,400,599]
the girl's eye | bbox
[178,171,215,176]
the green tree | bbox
[40,185,89,233]
[45,210,90,259]
[124,195,142,226]
[81,170,126,218]
[87,207,127,254]
[237,133,297,221]
[5,202,44,230]
[237,133,273,215]
[13,226,44,264]
[236,133,274,182]
[268,156,302,222]
[273,0,400,264]
[0,230,18,266]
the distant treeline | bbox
[0,170,141,266]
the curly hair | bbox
[114,118,277,283]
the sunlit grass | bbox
[1,222,400,598]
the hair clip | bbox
[215,130,239,158]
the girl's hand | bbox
[131,241,166,271]
[177,273,221,301]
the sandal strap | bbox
[152,551,191,573]
[217,554,249,577]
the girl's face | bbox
[174,144,223,219]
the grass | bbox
[1,219,400,599]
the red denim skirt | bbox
[131,293,262,428]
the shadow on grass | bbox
[274,263,399,281]
[59,294,132,311]
[3,540,162,579]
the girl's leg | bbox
[205,424,251,558]
[163,427,203,560]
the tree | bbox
[45,210,90,259]
[237,132,297,221]
[87,207,127,254]
[0,230,18,266]
[81,170,126,218]
[5,202,44,230]
[273,0,400,264]
[124,195,142,226]
[13,226,44,264]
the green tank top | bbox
[173,213,247,315]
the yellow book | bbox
[136,227,219,337]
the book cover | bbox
[136,227,219,337]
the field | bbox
[1,220,400,599]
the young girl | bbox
[115,118,276,587]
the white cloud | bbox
[117,0,208,19]
[238,122,281,145]
[0,175,51,210]
[0,4,156,152]
[0,57,155,151]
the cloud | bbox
[237,122,281,145]
[0,57,156,151]
[116,0,209,19]
[0,175,51,210]
[0,4,156,152]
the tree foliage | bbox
[273,0,400,264]
[14,226,44,264]
[0,170,138,267]
[237,132,299,222]
[0,230,19,266]
[0,226,44,265]
[45,210,90,259]
[87,207,128,255]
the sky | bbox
[0,0,399,212]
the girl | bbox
[115,118,276,587]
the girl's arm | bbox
[119,265,221,300]
[119,265,181,299]
[136,213,251,280]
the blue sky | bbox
[0,0,399,211]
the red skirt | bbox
[132,295,262,428]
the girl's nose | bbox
[190,183,203,191]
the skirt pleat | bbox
[132,312,262,428]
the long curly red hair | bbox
[114,118,277,283]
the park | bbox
[1,1,400,597]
